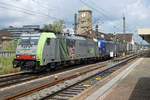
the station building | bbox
[0,29,13,50]
[4,25,40,38]
[138,28,150,43]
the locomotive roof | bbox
[20,32,96,41]
[20,32,41,37]
[57,34,87,40]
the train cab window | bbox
[46,38,50,45]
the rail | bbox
[1,53,139,100]
[1,50,148,100]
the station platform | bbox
[85,53,150,100]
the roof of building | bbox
[0,29,13,37]
[78,30,133,42]
[108,33,133,43]
[79,30,112,41]
[138,28,150,43]
[79,6,91,11]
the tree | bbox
[2,39,18,50]
[42,20,66,33]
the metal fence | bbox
[0,51,16,57]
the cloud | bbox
[0,0,83,27]
[0,0,58,27]
[0,0,149,44]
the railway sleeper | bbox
[57,94,74,97]
[72,86,87,90]
[57,93,75,97]
[63,90,80,94]
[68,88,85,91]
[66,89,83,92]
[52,95,71,99]
[61,91,78,95]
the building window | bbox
[81,27,86,29]
[81,12,86,17]
[81,21,85,24]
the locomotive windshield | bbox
[18,38,39,45]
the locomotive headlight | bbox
[31,55,36,59]
[16,55,20,58]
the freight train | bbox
[13,32,139,72]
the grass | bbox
[0,56,20,75]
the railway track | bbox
[0,58,110,89]
[0,72,24,79]
[0,72,39,88]
[42,67,122,100]
[41,56,136,100]
[0,53,141,100]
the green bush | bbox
[0,56,20,75]
[42,20,66,33]
[2,39,18,50]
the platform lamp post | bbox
[122,16,126,56]
[95,25,99,38]
[113,26,119,57]
[116,36,120,56]
[74,13,78,34]
[113,32,117,58]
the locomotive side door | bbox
[48,38,55,61]
[44,38,56,64]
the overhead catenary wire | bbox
[79,0,111,33]
[79,0,104,24]
[0,1,74,26]
[0,1,58,20]
[80,0,123,33]
[78,0,105,34]
[85,0,112,17]
[79,0,111,21]
[29,0,74,25]
[31,0,56,12]
[0,5,36,16]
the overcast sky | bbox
[0,0,149,44]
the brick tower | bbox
[78,6,92,35]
